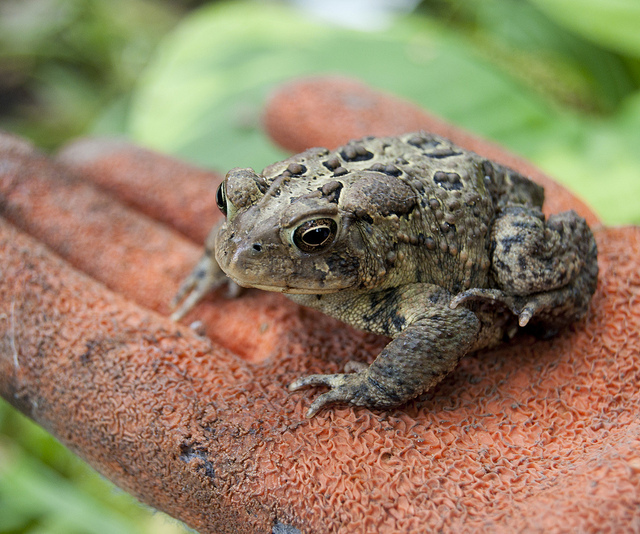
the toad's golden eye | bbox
[293,218,338,253]
[216,182,227,216]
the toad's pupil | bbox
[216,182,227,215]
[293,218,337,252]
[303,226,331,246]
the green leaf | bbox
[0,450,140,534]
[535,92,640,224]
[129,1,559,171]
[530,0,640,57]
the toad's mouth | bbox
[220,258,354,294]
[245,282,340,294]
[223,272,346,295]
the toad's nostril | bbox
[252,243,263,253]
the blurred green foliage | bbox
[0,407,189,533]
[0,0,180,148]
[1,0,640,533]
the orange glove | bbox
[1,77,638,533]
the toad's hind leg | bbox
[453,206,597,333]
[490,206,598,331]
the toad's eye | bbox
[216,182,227,216]
[293,218,338,253]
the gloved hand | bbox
[1,76,638,534]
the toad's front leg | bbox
[289,285,480,417]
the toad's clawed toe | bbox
[289,373,368,417]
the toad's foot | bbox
[450,288,536,326]
[289,372,383,418]
[290,291,480,417]
[171,252,235,321]
[171,222,238,320]
[451,269,597,334]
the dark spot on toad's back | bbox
[323,157,341,171]
[424,147,462,159]
[287,163,307,175]
[434,171,463,191]
[340,145,373,162]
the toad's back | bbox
[259,132,545,294]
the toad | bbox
[172,132,598,417]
